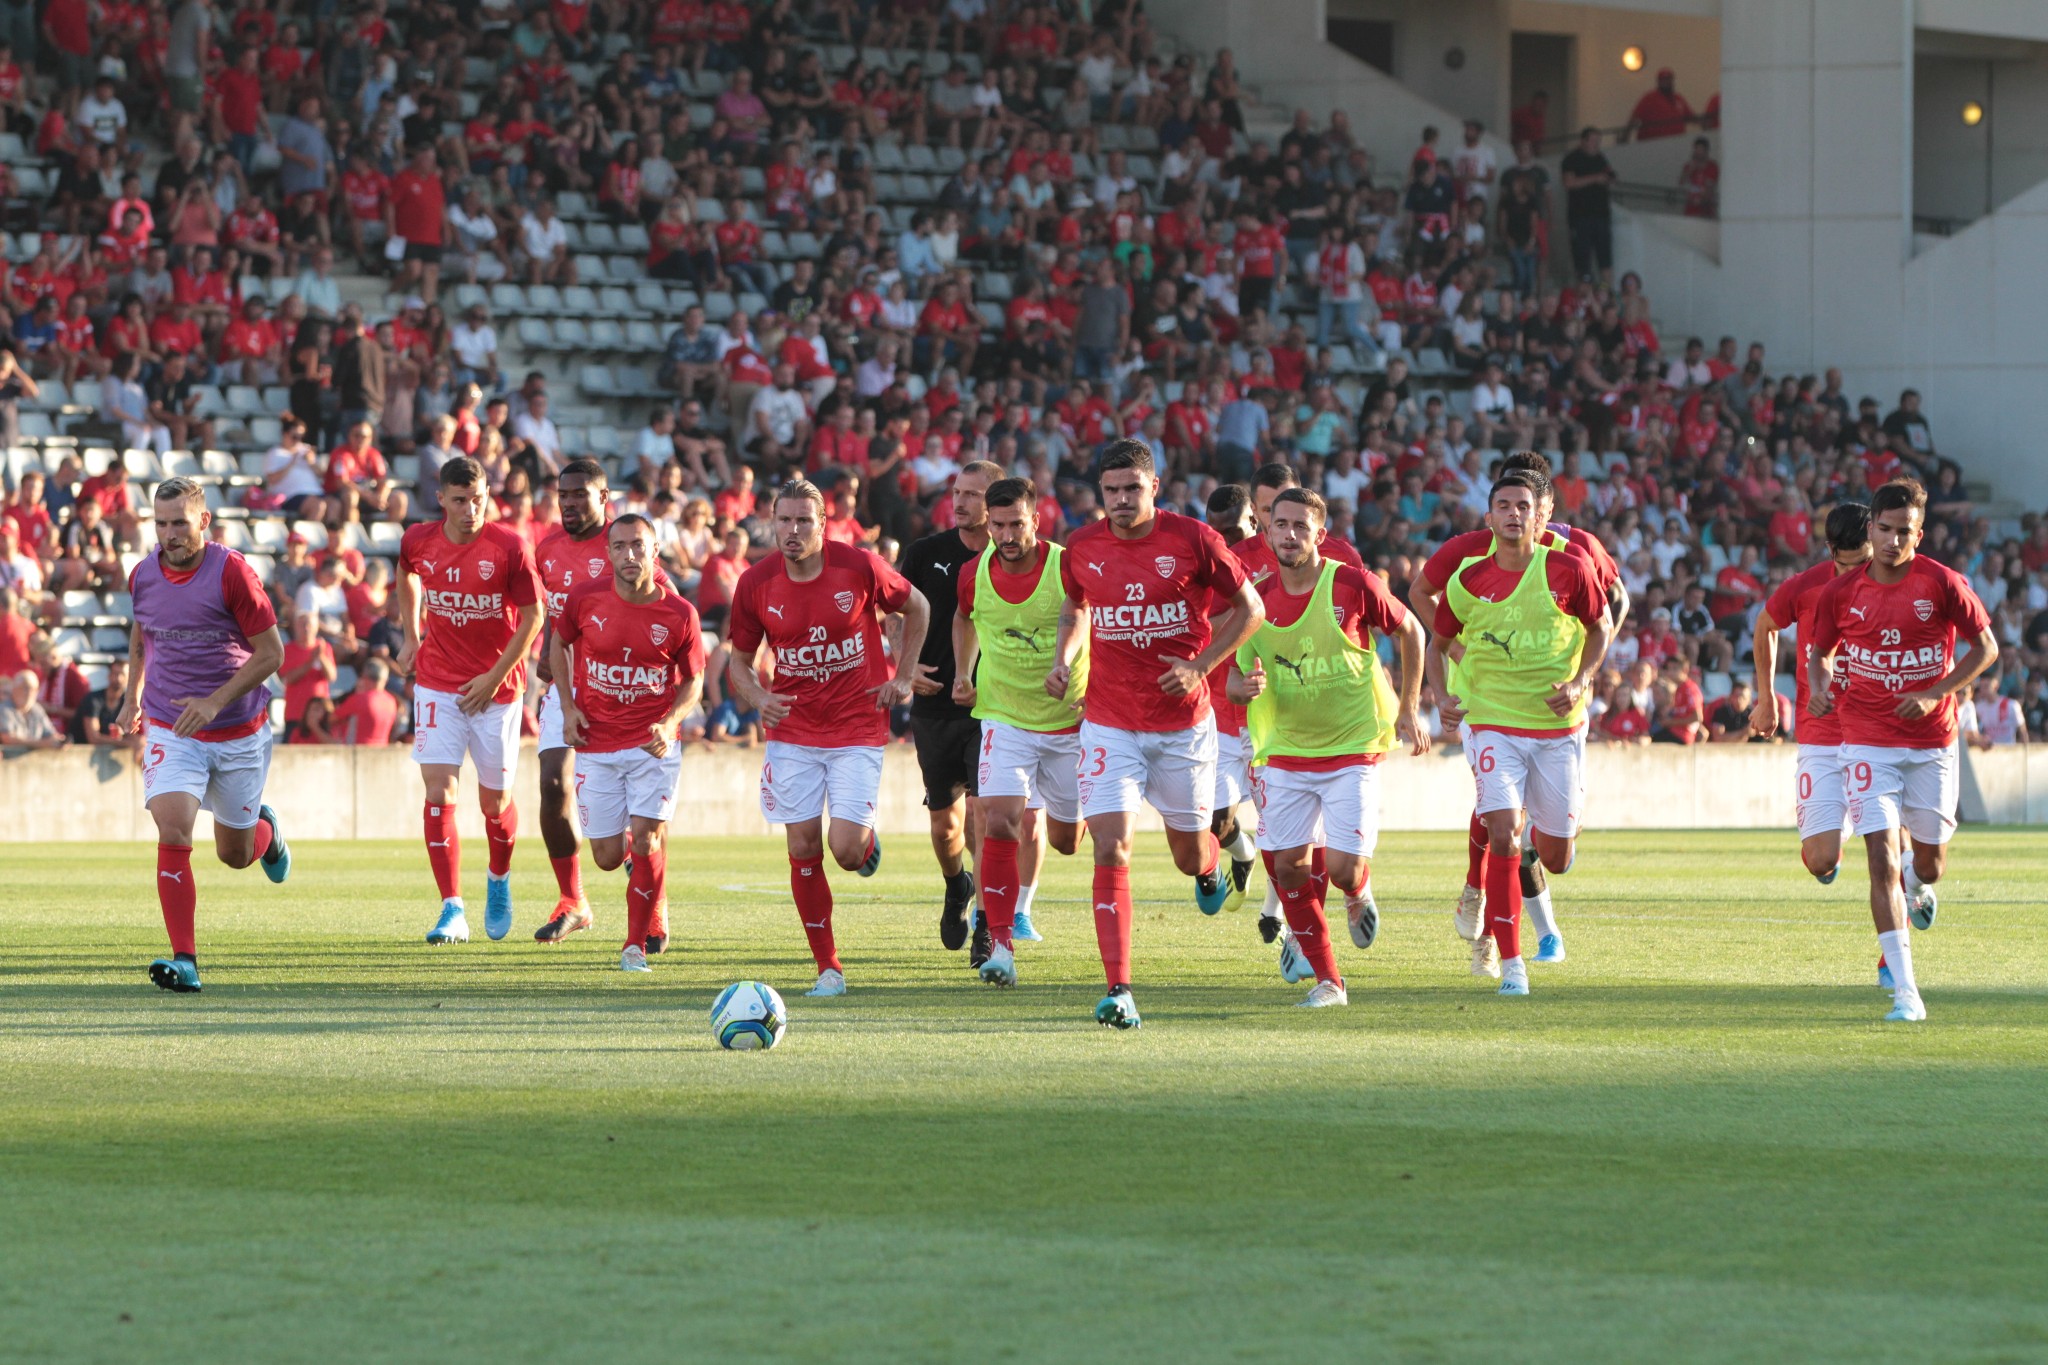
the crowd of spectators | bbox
[0,0,2043,756]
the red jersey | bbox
[1422,522,1616,596]
[1257,562,1410,771]
[333,686,400,744]
[399,520,541,703]
[1763,559,1856,746]
[281,639,334,722]
[726,543,913,748]
[1236,225,1282,279]
[343,168,390,220]
[325,443,387,492]
[535,524,613,625]
[1807,557,1990,750]
[391,168,446,244]
[1061,511,1249,733]
[555,579,705,753]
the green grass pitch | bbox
[3,827,2046,1363]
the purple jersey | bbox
[130,542,278,739]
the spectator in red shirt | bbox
[215,46,268,170]
[388,146,448,302]
[325,420,411,525]
[1629,69,1696,140]
[916,277,980,377]
[218,296,283,385]
[279,611,337,739]
[1598,678,1652,745]
[331,659,401,745]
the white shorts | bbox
[411,686,523,790]
[141,723,272,829]
[1077,717,1215,833]
[1212,727,1252,811]
[978,720,1080,823]
[1466,727,1583,840]
[574,746,684,839]
[1841,743,1958,845]
[759,742,884,827]
[1795,743,1850,840]
[537,686,566,753]
[1252,761,1381,857]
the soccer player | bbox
[1229,489,1428,1007]
[726,478,930,997]
[532,457,613,944]
[1430,470,1612,997]
[1051,439,1264,1029]
[1409,450,1622,976]
[1748,502,1872,885]
[395,455,544,944]
[951,476,1088,988]
[548,514,707,972]
[1200,484,1265,923]
[1238,462,1368,939]
[119,478,293,993]
[901,459,1004,960]
[1806,478,1997,1022]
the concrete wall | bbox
[1508,0,1722,134]
[4,741,2042,842]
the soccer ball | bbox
[711,981,787,1051]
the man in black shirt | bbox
[1559,126,1617,285]
[70,658,134,747]
[898,459,1002,963]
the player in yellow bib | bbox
[1228,489,1427,1007]
[1429,471,1611,997]
[951,477,1089,987]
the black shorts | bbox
[406,241,444,264]
[910,713,981,808]
[280,492,320,517]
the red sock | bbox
[1878,953,1889,969]
[1309,845,1327,892]
[981,836,1020,948]
[484,801,518,877]
[1092,864,1133,988]
[791,855,839,972]
[1485,837,1523,960]
[157,843,196,956]
[550,853,584,904]
[1466,813,1488,890]
[250,814,273,863]
[627,847,667,948]
[1279,880,1339,983]
[1260,849,1277,884]
[424,802,461,899]
[1199,833,1220,880]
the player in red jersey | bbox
[1409,450,1622,977]
[395,456,544,945]
[531,458,611,943]
[115,479,293,994]
[1050,439,1264,1029]
[1225,462,1371,937]
[549,515,707,972]
[1748,502,1873,884]
[1806,479,1997,1022]
[726,479,930,998]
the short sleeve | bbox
[1807,575,1848,654]
[867,548,912,612]
[1192,521,1248,597]
[223,553,278,637]
[1547,555,1605,629]
[1421,529,1485,590]
[396,526,419,577]
[956,560,978,615]
[670,599,706,678]
[726,573,763,655]
[1061,545,1085,602]
[1345,565,1409,637]
[554,590,583,644]
[507,534,540,607]
[1944,567,1991,634]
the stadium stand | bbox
[2,0,2045,754]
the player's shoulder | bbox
[1813,561,1867,606]
[398,520,439,554]
[476,520,530,553]
[1159,508,1218,547]
[1439,526,1493,560]
[1323,535,1366,568]
[823,538,889,575]
[1911,554,1971,593]
[1330,560,1378,593]
[1066,516,1113,549]
[562,576,609,609]
[733,551,785,591]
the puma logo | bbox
[632,888,654,900]
[983,886,1009,898]
[768,605,785,619]
[1848,606,1868,621]
[590,615,608,631]
[1095,901,1118,914]
[1273,640,1313,683]
[1003,626,1045,650]
[1480,629,1517,659]
[428,840,449,849]
[801,919,828,929]
[933,562,950,576]
[1087,561,1105,574]
[418,560,438,576]
[158,870,184,883]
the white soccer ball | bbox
[711,981,787,1051]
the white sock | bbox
[1525,888,1559,941]
[1878,929,1918,998]
[1015,883,1037,918]
[1903,864,1926,899]
[1221,822,1257,863]
[1261,879,1281,919]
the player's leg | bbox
[1009,803,1049,943]
[1017,730,1083,940]
[1078,721,1145,1027]
[206,726,288,883]
[412,686,471,942]
[822,745,887,874]
[1470,731,1531,994]
[471,700,525,940]
[1845,747,1926,1021]
[622,813,671,972]
[915,715,975,949]
[144,778,206,991]
[534,690,593,942]
[977,791,1030,985]
[1148,721,1226,912]
[1898,745,1957,931]
[762,742,845,994]
[576,750,638,966]
[1520,733,1581,964]
[1257,769,1345,1006]
[1323,762,1381,951]
[1209,730,1257,912]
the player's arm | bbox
[1748,605,1784,738]
[647,647,707,758]
[726,640,792,726]
[460,597,542,715]
[874,585,931,708]
[170,624,283,739]
[1805,593,1843,717]
[1549,609,1610,717]
[950,605,979,706]
[1392,609,1430,755]
[1899,627,1999,721]
[1225,637,1265,705]
[547,627,584,746]
[394,562,421,676]
[1166,576,1263,697]
[1605,576,1631,635]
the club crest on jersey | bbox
[1914,599,1934,622]
[1154,556,1176,578]
[649,623,670,646]
[835,590,855,613]
[477,559,496,580]
[589,558,604,577]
